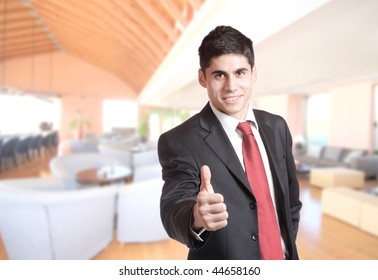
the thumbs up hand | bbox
[199,164,214,194]
[192,165,228,232]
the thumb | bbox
[200,165,214,194]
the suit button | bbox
[249,201,256,209]
[251,233,259,241]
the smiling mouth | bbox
[224,96,241,102]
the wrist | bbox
[192,203,204,231]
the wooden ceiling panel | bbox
[0,45,56,60]
[112,0,171,52]
[33,1,161,67]
[1,0,205,93]
[34,7,158,74]
[134,0,178,43]
[160,0,189,30]
[0,0,60,61]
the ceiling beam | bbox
[0,45,56,60]
[0,33,54,48]
[0,1,26,14]
[42,20,156,77]
[110,0,171,53]
[160,0,189,31]
[134,0,179,43]
[33,0,161,65]
[90,0,166,61]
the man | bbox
[158,26,302,260]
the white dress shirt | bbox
[209,102,287,256]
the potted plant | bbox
[69,110,91,140]
[137,114,149,143]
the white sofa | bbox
[98,143,132,168]
[0,177,118,259]
[132,149,159,168]
[97,145,161,182]
[131,149,161,183]
[49,153,126,190]
[133,163,162,183]
[117,178,169,243]
[69,140,99,154]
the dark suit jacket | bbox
[158,103,302,260]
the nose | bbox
[225,76,237,91]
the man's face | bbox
[198,54,256,120]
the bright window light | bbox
[0,94,60,134]
[306,93,331,145]
[102,100,138,133]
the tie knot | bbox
[237,121,253,136]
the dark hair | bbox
[198,25,255,73]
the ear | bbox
[251,65,257,83]
[198,69,207,88]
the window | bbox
[305,93,331,145]
[102,100,138,133]
[374,84,378,153]
[145,108,197,141]
[0,94,60,134]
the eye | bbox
[236,70,246,77]
[214,72,225,79]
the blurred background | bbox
[0,0,377,260]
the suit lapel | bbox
[199,104,252,194]
[254,110,287,196]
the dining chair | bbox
[29,134,43,160]
[15,136,33,164]
[0,137,19,171]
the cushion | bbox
[322,146,343,161]
[343,150,367,164]
[306,145,323,158]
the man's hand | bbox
[192,165,228,231]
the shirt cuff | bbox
[190,227,206,242]
[189,204,206,242]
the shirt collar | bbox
[209,102,259,136]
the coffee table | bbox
[310,167,364,188]
[322,186,378,237]
[76,166,132,186]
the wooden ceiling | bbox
[0,0,205,93]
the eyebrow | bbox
[211,67,249,76]
[211,70,227,76]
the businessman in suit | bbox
[158,26,302,260]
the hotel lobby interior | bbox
[1,0,378,260]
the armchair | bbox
[117,178,169,243]
[49,153,125,190]
[98,143,132,168]
[131,149,161,182]
[0,177,117,259]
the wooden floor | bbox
[1,153,378,260]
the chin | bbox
[223,104,247,118]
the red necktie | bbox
[237,121,284,260]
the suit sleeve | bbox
[283,121,302,239]
[158,131,204,247]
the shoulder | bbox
[253,108,291,138]
[253,108,286,125]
